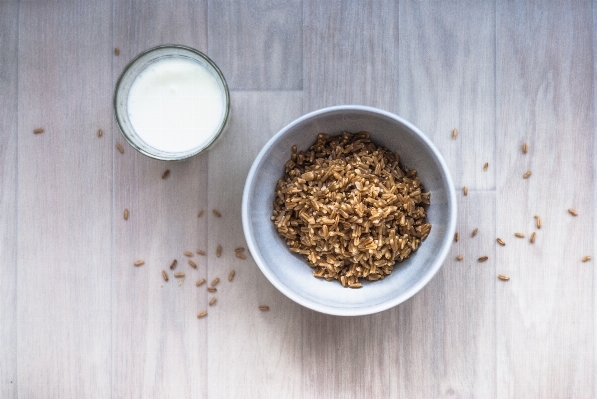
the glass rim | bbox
[113,44,231,161]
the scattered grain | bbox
[452,128,458,139]
[456,255,463,261]
[97,129,103,137]
[209,298,217,306]
[235,247,245,253]
[188,260,197,269]
[197,210,204,218]
[216,245,222,257]
[454,232,459,242]
[174,272,185,278]
[523,171,531,179]
[134,260,145,266]
[116,143,124,154]
[497,238,506,246]
[235,253,246,259]
[33,128,44,134]
[582,256,591,262]
[483,162,488,171]
[498,274,510,281]
[169,259,177,269]
[522,143,528,154]
[259,305,270,311]
[161,169,170,179]
[463,186,468,196]
[514,232,525,238]
[228,270,236,281]
[162,270,169,281]
[478,256,488,262]
[212,209,222,217]
[207,287,217,293]
[196,278,206,287]
[197,311,207,318]
[124,209,129,220]
[196,250,206,256]
[530,232,536,244]
[534,215,541,229]
[568,208,578,216]
[472,228,478,237]
[211,278,220,287]
[184,251,193,257]
[178,277,185,286]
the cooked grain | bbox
[211,278,220,286]
[568,208,578,216]
[116,143,124,154]
[530,232,536,243]
[196,278,206,286]
[534,215,541,229]
[114,47,120,56]
[33,128,44,134]
[522,143,528,154]
[134,260,145,266]
[452,128,458,139]
[207,287,217,293]
[216,245,222,257]
[169,259,177,269]
[124,209,129,220]
[97,129,103,137]
[478,256,488,262]
[582,256,591,262]
[514,232,525,238]
[235,247,245,252]
[483,162,488,171]
[456,255,463,261]
[523,171,531,179]
[174,272,185,278]
[498,274,510,281]
[188,260,197,269]
[197,311,207,318]
[454,232,459,242]
[162,169,170,179]
[209,298,217,306]
[198,210,204,218]
[184,251,193,257]
[497,238,505,246]
[162,270,168,281]
[196,250,206,255]
[228,270,236,281]
[463,186,468,196]
[259,305,270,311]
[212,209,222,217]
[472,228,478,237]
[272,132,431,288]
[235,253,246,259]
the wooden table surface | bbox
[1,1,595,398]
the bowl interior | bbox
[243,106,456,315]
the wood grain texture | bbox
[303,0,399,112]
[398,0,496,191]
[208,0,303,90]
[111,1,209,398]
[16,1,113,397]
[0,1,18,397]
[206,91,304,399]
[496,1,594,397]
[389,193,496,398]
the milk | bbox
[127,57,226,153]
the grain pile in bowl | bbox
[271,131,431,288]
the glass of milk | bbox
[114,45,230,160]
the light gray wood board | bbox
[112,1,209,397]
[206,91,304,399]
[496,1,594,397]
[398,0,496,191]
[303,0,399,112]
[208,0,303,90]
[16,1,113,397]
[389,192,496,398]
[0,1,18,397]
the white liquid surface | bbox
[127,57,226,153]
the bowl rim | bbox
[242,105,457,316]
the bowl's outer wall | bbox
[243,106,457,316]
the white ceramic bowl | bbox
[242,105,456,316]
